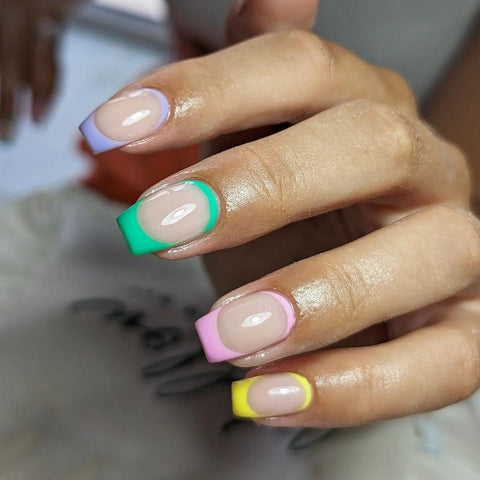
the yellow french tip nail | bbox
[232,376,262,418]
[232,373,312,419]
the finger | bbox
[219,0,319,158]
[0,2,27,140]
[192,206,480,365]
[79,31,416,154]
[116,100,469,258]
[30,16,59,122]
[230,314,480,426]
[226,0,320,44]
[0,68,16,141]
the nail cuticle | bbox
[215,288,294,310]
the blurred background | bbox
[0,0,170,202]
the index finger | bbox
[79,31,416,154]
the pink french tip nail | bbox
[195,291,296,363]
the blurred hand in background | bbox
[0,0,83,140]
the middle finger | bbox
[116,99,468,257]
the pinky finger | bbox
[232,313,480,427]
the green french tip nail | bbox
[116,180,219,256]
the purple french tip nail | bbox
[79,88,170,154]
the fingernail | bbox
[195,291,296,362]
[79,88,170,154]
[116,180,219,255]
[232,373,312,418]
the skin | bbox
[0,0,81,140]
[88,0,480,428]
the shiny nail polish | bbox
[232,373,312,418]
[195,291,296,363]
[117,180,219,255]
[79,88,170,154]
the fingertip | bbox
[0,120,14,142]
[231,372,313,419]
[78,88,171,155]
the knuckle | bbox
[235,143,291,214]
[451,144,470,181]
[344,99,421,180]
[460,344,480,399]
[381,69,418,115]
[442,323,480,399]
[369,101,421,178]
[434,206,480,274]
[321,261,373,326]
[445,142,472,201]
[412,123,471,203]
[284,30,338,76]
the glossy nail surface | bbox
[117,180,219,255]
[195,291,295,362]
[79,88,170,154]
[232,373,312,418]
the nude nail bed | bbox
[195,291,296,362]
[79,88,170,154]
[232,373,312,418]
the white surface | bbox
[94,0,167,20]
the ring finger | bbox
[193,205,480,365]
[116,98,468,259]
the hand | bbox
[79,1,480,428]
[0,0,81,140]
